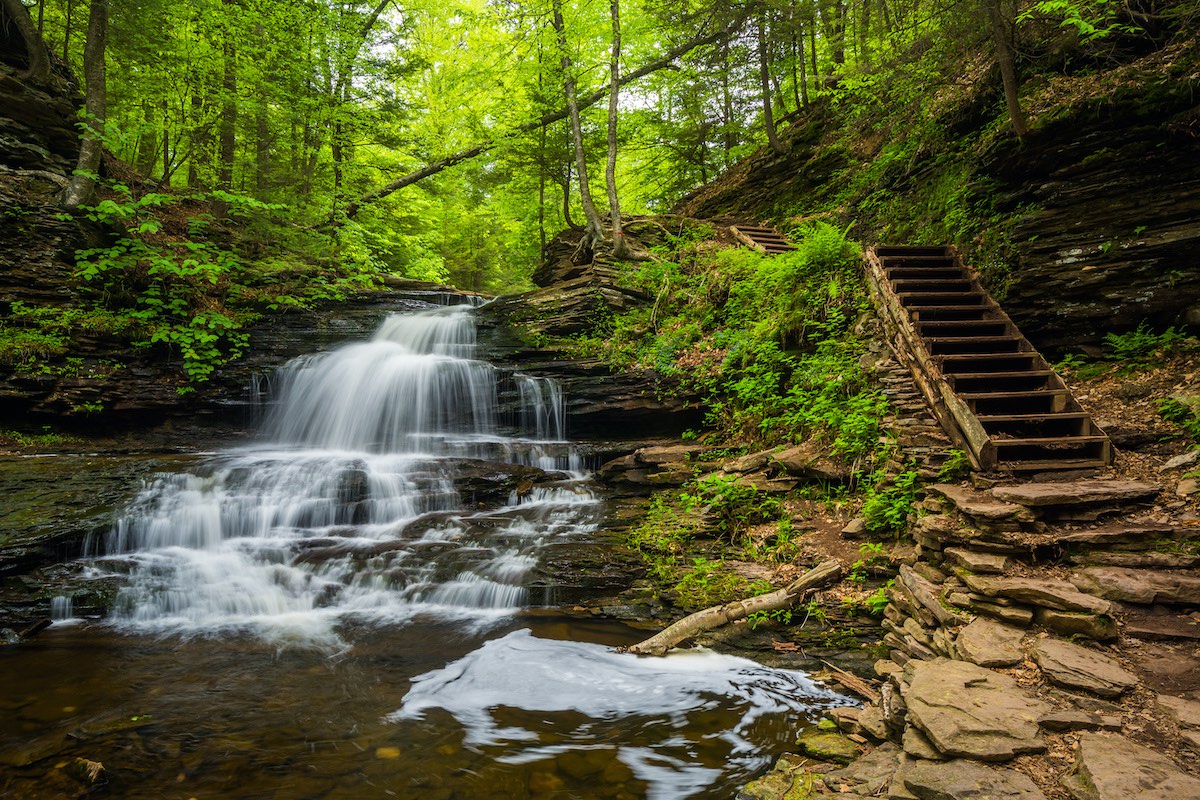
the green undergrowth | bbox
[581,221,887,461]
[4,181,396,388]
[595,222,922,610]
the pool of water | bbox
[1,615,847,799]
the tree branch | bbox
[346,13,748,217]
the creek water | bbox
[1,297,847,799]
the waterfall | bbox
[91,302,598,645]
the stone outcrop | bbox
[903,659,1049,761]
[1062,733,1200,800]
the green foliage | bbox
[862,467,923,533]
[594,222,887,461]
[937,449,972,482]
[681,473,783,537]
[1103,323,1196,364]
[0,427,80,449]
[1159,397,1200,443]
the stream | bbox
[0,295,848,799]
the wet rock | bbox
[991,480,1159,508]
[66,757,107,787]
[1062,733,1200,800]
[1031,639,1137,698]
[955,618,1025,668]
[904,758,1046,800]
[737,753,824,800]
[796,728,861,765]
[904,659,1050,761]
[1071,566,1200,605]
[823,742,901,795]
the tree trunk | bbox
[552,0,604,249]
[217,26,237,192]
[984,0,1029,137]
[720,40,734,167]
[605,0,629,259]
[1,0,52,83]
[758,16,786,155]
[347,14,745,217]
[61,0,107,209]
[621,559,843,656]
[161,97,171,187]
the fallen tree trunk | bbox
[620,558,843,657]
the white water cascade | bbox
[90,301,598,646]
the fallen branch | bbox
[346,13,748,217]
[819,658,880,703]
[620,558,843,657]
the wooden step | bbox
[926,336,1024,355]
[899,292,987,307]
[948,371,1055,392]
[886,267,970,280]
[918,320,1010,337]
[960,390,1069,415]
[978,412,1094,437]
[909,306,995,321]
[995,458,1111,472]
[875,246,950,258]
[891,279,975,293]
[938,353,1044,373]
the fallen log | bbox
[620,559,843,657]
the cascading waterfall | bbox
[90,301,597,645]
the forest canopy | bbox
[4,0,1189,294]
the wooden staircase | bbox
[865,245,1113,473]
[729,224,795,255]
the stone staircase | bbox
[730,224,795,255]
[865,245,1113,473]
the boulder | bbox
[1071,566,1200,605]
[1031,639,1137,698]
[1062,733,1200,800]
[823,742,901,796]
[904,659,1050,761]
[991,480,1159,508]
[771,441,851,482]
[955,618,1025,667]
[904,758,1047,800]
[796,728,861,765]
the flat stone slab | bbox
[929,485,1033,521]
[1038,710,1121,732]
[955,617,1025,667]
[905,758,1047,800]
[1156,694,1200,730]
[823,742,901,795]
[1072,566,1200,605]
[945,547,1009,574]
[1062,732,1200,800]
[904,659,1050,762]
[992,480,1159,508]
[1032,608,1117,641]
[963,575,1113,615]
[1032,639,1138,698]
